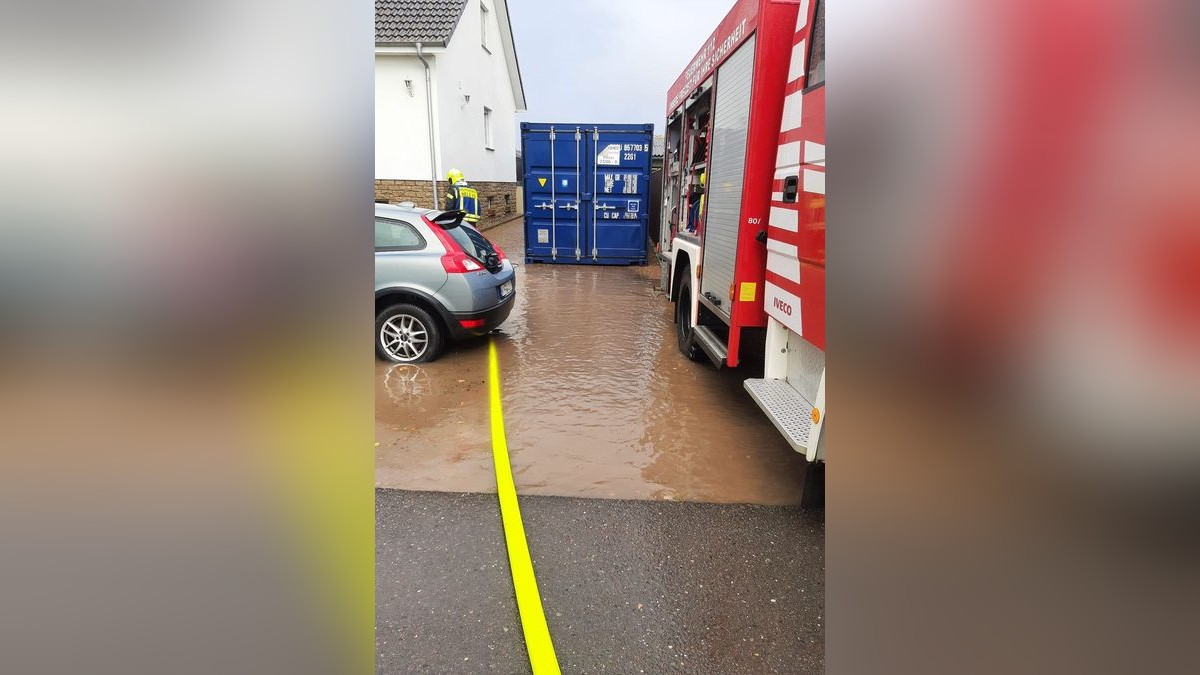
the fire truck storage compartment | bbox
[699,34,756,320]
[521,122,653,265]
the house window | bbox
[481,3,491,52]
[484,107,494,150]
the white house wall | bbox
[434,0,517,183]
[375,54,441,182]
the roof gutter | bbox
[414,43,440,209]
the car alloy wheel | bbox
[380,313,429,362]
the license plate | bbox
[499,280,514,297]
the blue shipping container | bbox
[521,122,653,265]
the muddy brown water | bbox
[375,218,811,504]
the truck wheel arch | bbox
[670,251,692,303]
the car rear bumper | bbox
[446,291,516,339]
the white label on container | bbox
[627,200,639,212]
[537,229,549,244]
[597,143,621,166]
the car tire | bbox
[376,303,444,364]
[675,273,703,362]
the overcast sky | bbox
[509,0,735,137]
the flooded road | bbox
[375,217,811,504]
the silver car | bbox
[375,204,516,363]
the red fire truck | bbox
[660,0,825,461]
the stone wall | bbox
[375,179,520,227]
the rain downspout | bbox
[415,43,439,208]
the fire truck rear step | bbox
[743,378,813,453]
[693,325,728,368]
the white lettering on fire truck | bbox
[669,18,749,112]
[765,282,803,335]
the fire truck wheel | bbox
[675,274,704,362]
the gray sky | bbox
[509,0,736,137]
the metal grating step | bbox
[744,378,813,454]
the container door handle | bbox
[534,202,554,210]
[549,127,557,259]
[592,127,600,260]
[575,128,582,260]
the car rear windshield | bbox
[442,224,496,262]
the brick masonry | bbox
[375,179,521,229]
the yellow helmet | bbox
[447,168,464,184]
[700,171,706,187]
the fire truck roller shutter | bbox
[700,33,756,319]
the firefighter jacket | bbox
[443,180,481,224]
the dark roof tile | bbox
[376,0,468,45]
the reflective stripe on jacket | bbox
[444,183,481,223]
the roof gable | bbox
[376,0,468,45]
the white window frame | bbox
[483,106,494,150]
[480,3,491,53]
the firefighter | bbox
[687,171,706,233]
[443,168,481,224]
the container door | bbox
[524,126,586,260]
[587,129,650,262]
[701,34,756,318]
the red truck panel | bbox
[765,0,824,352]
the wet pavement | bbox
[376,217,823,672]
[377,488,825,674]
[375,217,812,504]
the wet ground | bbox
[375,217,812,504]
[375,217,823,673]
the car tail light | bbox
[491,242,509,262]
[427,218,485,273]
[458,318,486,329]
[441,252,484,273]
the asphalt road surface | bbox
[377,489,824,674]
